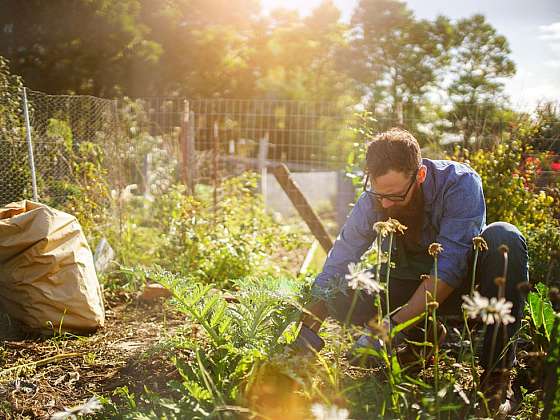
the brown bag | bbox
[0,200,105,333]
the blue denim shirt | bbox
[315,159,486,290]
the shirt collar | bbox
[421,158,436,209]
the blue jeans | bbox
[325,222,529,371]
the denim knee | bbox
[479,221,528,289]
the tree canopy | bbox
[0,0,537,149]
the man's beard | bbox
[377,184,425,246]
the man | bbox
[293,128,528,415]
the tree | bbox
[446,14,516,150]
[0,0,162,96]
[141,0,261,98]
[345,0,453,142]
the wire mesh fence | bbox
[2,89,559,228]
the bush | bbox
[0,56,30,205]
[155,174,303,288]
[103,173,305,290]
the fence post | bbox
[257,132,269,204]
[180,101,196,194]
[213,120,219,213]
[187,110,196,193]
[271,163,333,253]
[22,87,38,202]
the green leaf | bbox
[528,291,544,329]
[391,312,426,338]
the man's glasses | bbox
[363,170,418,202]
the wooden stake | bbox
[271,164,333,253]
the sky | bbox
[261,0,560,111]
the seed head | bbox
[387,218,407,235]
[428,243,444,257]
[420,274,431,282]
[516,281,531,294]
[549,287,560,304]
[498,244,509,255]
[494,276,506,288]
[472,236,488,252]
[373,221,393,238]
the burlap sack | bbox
[0,200,105,333]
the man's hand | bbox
[392,275,454,326]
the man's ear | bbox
[417,165,427,184]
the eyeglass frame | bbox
[363,168,419,202]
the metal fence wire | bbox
[3,90,559,226]
[28,91,118,201]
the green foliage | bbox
[446,14,516,149]
[154,175,303,287]
[345,0,453,139]
[453,140,555,229]
[1,0,162,96]
[542,314,560,419]
[103,173,304,290]
[105,268,307,417]
[0,56,29,205]
[40,119,111,241]
[527,283,557,342]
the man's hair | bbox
[365,128,422,178]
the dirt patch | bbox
[0,292,188,419]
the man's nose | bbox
[381,198,395,208]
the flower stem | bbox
[345,289,359,327]
[433,255,440,419]
[384,232,394,355]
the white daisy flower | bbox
[462,291,515,326]
[311,403,350,420]
[345,263,383,295]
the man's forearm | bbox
[391,276,455,325]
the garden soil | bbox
[0,291,187,419]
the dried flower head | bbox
[311,403,350,420]
[494,276,506,288]
[462,291,515,326]
[346,263,383,295]
[428,243,444,257]
[472,236,488,252]
[420,274,431,282]
[387,218,407,235]
[516,281,531,294]
[549,287,560,304]
[373,221,393,238]
[498,244,510,255]
[427,301,439,311]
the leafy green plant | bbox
[527,283,557,343]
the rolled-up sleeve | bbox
[314,193,377,290]
[431,172,486,288]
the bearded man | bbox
[292,128,528,416]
